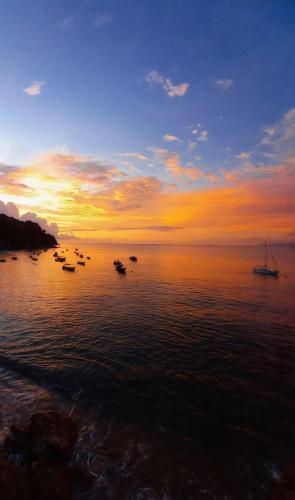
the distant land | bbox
[0,214,57,250]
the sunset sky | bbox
[0,0,294,243]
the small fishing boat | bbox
[0,258,6,263]
[253,241,279,276]
[62,264,75,272]
[55,256,66,262]
[129,256,137,262]
[116,265,126,274]
[11,256,17,260]
[32,257,38,261]
[77,261,85,266]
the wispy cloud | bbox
[23,81,44,96]
[94,13,113,27]
[214,78,233,90]
[197,130,209,142]
[145,70,189,97]
[260,108,295,156]
[236,151,251,159]
[116,152,148,161]
[163,134,180,143]
[60,16,74,30]
[150,147,216,183]
[188,141,198,152]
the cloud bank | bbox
[0,200,58,236]
[1,106,295,243]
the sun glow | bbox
[1,144,295,243]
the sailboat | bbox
[253,241,279,276]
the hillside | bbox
[0,214,58,249]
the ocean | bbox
[0,243,294,499]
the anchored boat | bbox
[253,241,279,276]
[55,256,66,262]
[62,264,75,272]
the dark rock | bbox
[283,463,295,490]
[271,462,295,499]
[30,463,74,500]
[0,458,30,500]
[6,411,78,461]
[1,410,93,500]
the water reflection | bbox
[0,243,294,498]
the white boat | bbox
[253,241,279,276]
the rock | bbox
[1,409,93,500]
[283,463,295,491]
[271,484,295,500]
[30,463,74,500]
[6,411,78,461]
[271,462,295,499]
[0,458,30,500]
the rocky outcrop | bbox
[0,410,93,500]
[271,462,295,499]
[0,214,57,250]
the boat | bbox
[79,254,83,258]
[55,256,66,262]
[129,256,137,262]
[32,257,38,261]
[11,256,17,260]
[87,256,91,260]
[62,264,75,272]
[77,261,85,266]
[0,258,6,263]
[253,241,279,276]
[116,265,126,274]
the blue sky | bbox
[0,0,294,243]
[1,0,294,168]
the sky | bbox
[0,0,295,244]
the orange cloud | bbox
[0,151,294,243]
[150,147,217,183]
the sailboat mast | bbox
[265,240,267,268]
